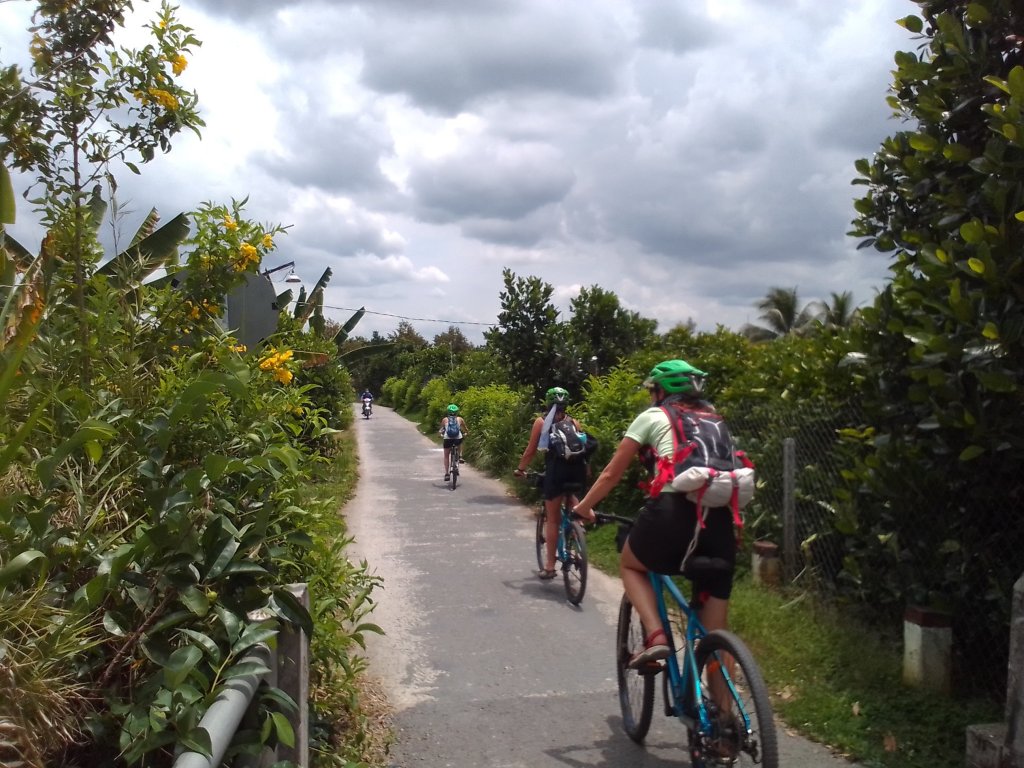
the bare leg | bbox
[698,596,733,712]
[620,541,661,638]
[543,497,561,571]
[443,447,450,475]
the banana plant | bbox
[294,267,331,326]
[5,205,189,292]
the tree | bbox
[433,325,474,357]
[818,290,860,331]
[567,285,657,376]
[740,286,823,341]
[847,0,1024,683]
[484,268,561,399]
[1,0,202,382]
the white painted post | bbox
[903,606,952,695]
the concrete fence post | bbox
[782,437,796,582]
[903,606,952,695]
[277,583,311,768]
[1007,573,1024,765]
[966,571,1024,768]
[752,540,781,587]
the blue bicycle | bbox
[524,472,588,604]
[596,512,778,767]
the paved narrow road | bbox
[346,405,854,767]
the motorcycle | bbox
[362,398,372,419]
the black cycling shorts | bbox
[627,492,736,601]
[442,438,464,449]
[542,458,587,501]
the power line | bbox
[319,303,494,327]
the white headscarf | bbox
[537,404,560,451]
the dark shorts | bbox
[628,493,736,600]
[542,458,587,500]
[443,438,464,449]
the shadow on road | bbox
[544,715,690,767]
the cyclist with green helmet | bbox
[514,386,595,580]
[438,404,468,482]
[574,360,736,668]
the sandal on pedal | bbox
[536,568,558,580]
[628,628,670,668]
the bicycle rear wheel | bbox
[615,593,655,742]
[693,630,778,768]
[562,520,587,605]
[534,506,546,570]
[450,448,459,490]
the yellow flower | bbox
[273,368,294,385]
[262,233,274,250]
[230,344,247,353]
[234,242,260,272]
[223,216,237,231]
[172,54,188,75]
[147,87,179,111]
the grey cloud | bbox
[637,0,718,54]
[257,112,396,195]
[410,143,575,223]
[358,6,627,113]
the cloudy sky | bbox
[1,0,916,343]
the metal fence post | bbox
[782,437,796,582]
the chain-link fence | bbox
[728,398,1019,705]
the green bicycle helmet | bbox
[643,359,707,395]
[544,386,570,406]
[447,403,459,413]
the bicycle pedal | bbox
[636,660,665,676]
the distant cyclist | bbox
[515,386,595,580]
[573,360,736,668]
[439,404,468,483]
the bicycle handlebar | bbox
[594,511,635,527]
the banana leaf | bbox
[97,211,189,289]
[1,164,14,224]
[295,267,332,325]
[338,341,395,365]
[333,306,365,349]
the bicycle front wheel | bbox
[693,630,778,768]
[562,520,587,605]
[615,594,655,743]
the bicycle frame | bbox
[652,572,752,737]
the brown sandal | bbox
[536,568,558,580]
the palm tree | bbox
[741,286,823,341]
[819,290,860,331]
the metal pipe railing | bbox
[172,643,274,768]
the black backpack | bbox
[548,418,587,461]
[643,401,755,531]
